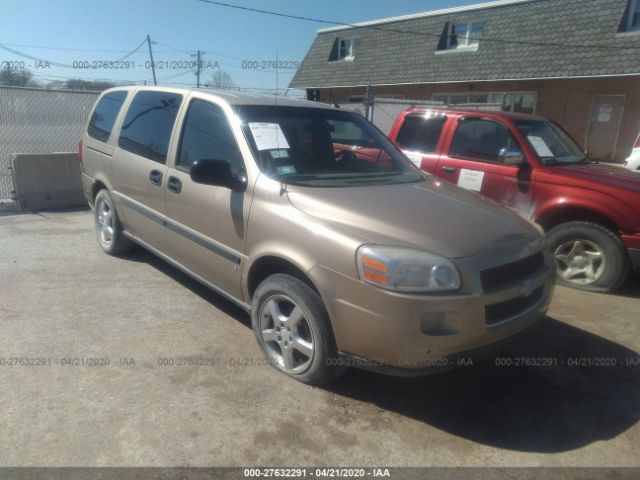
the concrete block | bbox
[10,152,87,211]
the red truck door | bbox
[437,115,536,219]
[393,112,449,174]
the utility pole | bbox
[146,35,157,86]
[196,50,201,88]
[365,85,375,121]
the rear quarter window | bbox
[87,91,128,142]
[396,114,447,153]
[118,90,183,164]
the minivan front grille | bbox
[485,287,544,326]
[480,252,545,293]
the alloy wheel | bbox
[554,239,606,286]
[259,294,315,374]
[96,197,115,247]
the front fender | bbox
[534,192,637,232]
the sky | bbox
[0,0,480,92]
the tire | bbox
[94,189,133,256]
[547,221,629,292]
[251,274,346,385]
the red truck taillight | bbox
[77,140,83,170]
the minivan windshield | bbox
[515,120,588,165]
[235,105,424,187]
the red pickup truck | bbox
[388,108,640,292]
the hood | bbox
[285,179,541,259]
[547,163,640,193]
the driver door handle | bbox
[442,166,456,175]
[167,176,182,194]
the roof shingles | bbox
[290,0,640,88]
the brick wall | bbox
[317,76,640,162]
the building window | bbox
[629,0,640,30]
[330,37,359,61]
[431,92,537,114]
[447,21,486,50]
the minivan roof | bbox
[102,85,335,110]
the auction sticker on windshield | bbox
[248,122,290,150]
[527,135,554,157]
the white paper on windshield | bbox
[458,169,484,192]
[527,135,554,157]
[248,122,290,151]
[403,151,423,167]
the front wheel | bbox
[251,274,346,385]
[547,221,629,292]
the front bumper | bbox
[309,241,555,373]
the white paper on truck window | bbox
[527,135,554,157]
[458,169,484,192]
[248,122,290,151]
[403,151,423,167]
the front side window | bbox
[88,90,127,142]
[396,114,448,154]
[177,99,243,172]
[516,120,587,165]
[235,106,423,187]
[118,90,183,164]
[450,118,521,163]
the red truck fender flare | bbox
[534,195,629,232]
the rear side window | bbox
[88,91,127,142]
[396,114,447,153]
[450,117,520,163]
[177,99,243,172]
[118,90,183,164]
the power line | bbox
[0,38,148,69]
[0,43,75,68]
[0,42,188,54]
[113,38,147,62]
[152,41,194,55]
[195,0,640,51]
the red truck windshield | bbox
[515,120,588,165]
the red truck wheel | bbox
[547,221,629,292]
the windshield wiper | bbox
[543,157,590,166]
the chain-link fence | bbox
[0,86,99,208]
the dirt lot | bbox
[0,210,639,468]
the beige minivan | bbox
[80,86,555,384]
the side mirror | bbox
[499,148,525,166]
[190,158,248,192]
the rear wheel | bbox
[94,189,133,255]
[547,221,629,292]
[251,274,346,385]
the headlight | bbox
[356,245,461,293]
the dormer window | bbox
[341,38,358,59]
[446,21,486,50]
[626,0,640,31]
[329,37,359,62]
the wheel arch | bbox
[246,255,321,302]
[535,201,621,235]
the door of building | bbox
[586,95,625,162]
